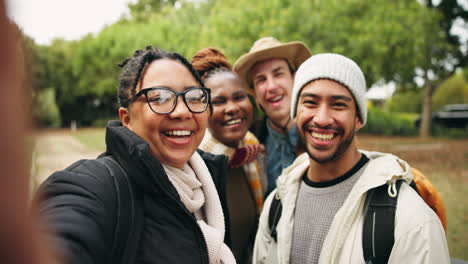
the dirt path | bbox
[32,130,101,185]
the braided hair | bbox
[117,46,205,108]
[191,47,234,81]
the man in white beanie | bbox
[234,37,311,195]
[252,53,449,264]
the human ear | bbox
[355,116,364,131]
[119,107,132,129]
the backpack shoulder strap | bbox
[268,192,283,242]
[97,156,144,264]
[362,180,402,264]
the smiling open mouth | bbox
[268,95,283,103]
[311,132,335,141]
[224,119,242,126]
[164,130,192,137]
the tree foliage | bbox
[425,0,468,68]
[432,71,468,110]
[387,90,424,114]
[128,0,178,21]
[24,0,467,129]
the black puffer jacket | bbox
[36,121,230,264]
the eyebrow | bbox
[213,90,245,99]
[254,65,287,79]
[212,95,226,100]
[142,85,201,90]
[272,66,287,73]
[300,93,353,102]
[253,70,267,79]
[232,90,247,95]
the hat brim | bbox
[233,41,312,91]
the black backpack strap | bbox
[362,180,403,264]
[268,192,283,242]
[97,156,144,264]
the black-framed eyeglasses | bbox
[126,86,211,114]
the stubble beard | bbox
[301,127,356,164]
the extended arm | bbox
[35,160,117,264]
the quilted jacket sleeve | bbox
[34,159,117,264]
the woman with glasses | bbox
[35,46,236,264]
[192,48,267,264]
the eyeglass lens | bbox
[146,88,208,114]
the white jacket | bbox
[253,151,449,264]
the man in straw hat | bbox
[252,53,449,264]
[233,37,311,195]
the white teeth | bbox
[166,130,192,136]
[312,132,334,140]
[270,96,283,102]
[225,119,241,125]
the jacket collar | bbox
[105,120,169,195]
[104,120,226,196]
[275,150,413,199]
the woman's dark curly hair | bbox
[118,46,206,108]
[191,47,233,81]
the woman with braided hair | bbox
[192,47,267,264]
[35,46,236,264]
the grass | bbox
[72,128,106,151]
[73,128,468,259]
[356,133,468,260]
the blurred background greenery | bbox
[12,0,467,138]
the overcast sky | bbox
[6,0,137,45]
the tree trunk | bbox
[419,79,434,138]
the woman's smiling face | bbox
[119,59,209,168]
[205,71,253,148]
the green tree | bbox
[417,0,467,137]
[387,90,424,113]
[128,0,178,21]
[63,1,208,125]
[432,72,468,110]
[425,0,468,68]
[205,0,456,138]
[33,39,79,126]
[33,88,61,127]
[200,0,445,84]
[26,0,465,130]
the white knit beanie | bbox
[290,53,367,125]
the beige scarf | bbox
[163,152,236,264]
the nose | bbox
[313,105,333,127]
[264,76,280,94]
[168,95,191,119]
[224,100,240,115]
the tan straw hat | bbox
[233,36,311,90]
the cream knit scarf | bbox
[162,152,236,264]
